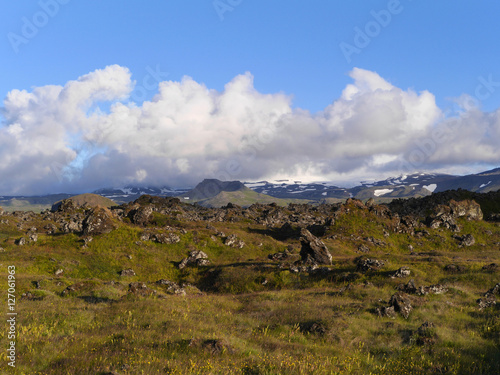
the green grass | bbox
[0,203,499,374]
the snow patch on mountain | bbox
[374,189,394,197]
[423,184,437,193]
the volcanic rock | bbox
[299,228,332,265]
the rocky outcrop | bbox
[82,207,115,236]
[356,257,385,272]
[156,279,186,295]
[448,200,483,220]
[154,232,181,244]
[224,234,245,248]
[389,292,413,319]
[178,251,210,269]
[376,291,414,319]
[375,305,396,318]
[390,267,411,278]
[129,205,154,226]
[51,199,78,213]
[299,228,332,265]
[477,283,500,310]
[15,237,26,246]
[61,218,83,234]
[453,234,475,247]
[119,269,136,277]
[427,200,482,230]
[397,279,447,295]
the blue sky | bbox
[1,0,500,194]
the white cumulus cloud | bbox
[0,66,499,194]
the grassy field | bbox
[0,201,498,374]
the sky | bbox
[1,0,500,195]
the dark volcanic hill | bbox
[51,193,117,212]
[179,179,296,207]
[182,179,248,201]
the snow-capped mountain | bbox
[241,169,500,200]
[92,186,190,203]
[243,180,351,200]
[90,168,500,203]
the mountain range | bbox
[1,167,500,209]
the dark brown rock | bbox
[375,306,396,318]
[356,257,385,272]
[390,267,411,278]
[299,228,332,265]
[82,207,115,236]
[389,292,413,319]
[444,264,466,273]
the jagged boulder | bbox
[477,283,500,310]
[477,294,496,310]
[156,279,186,295]
[15,237,26,246]
[62,218,83,234]
[82,207,115,236]
[486,283,500,296]
[51,199,77,213]
[178,250,210,269]
[453,234,475,247]
[397,279,417,294]
[416,284,448,296]
[299,228,332,265]
[153,232,180,244]
[224,234,245,248]
[389,292,413,319]
[428,200,483,229]
[358,244,370,253]
[356,257,385,272]
[449,200,483,220]
[390,267,411,278]
[375,305,396,318]
[44,223,58,234]
[129,205,154,226]
[120,269,136,277]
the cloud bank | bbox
[1,65,499,194]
